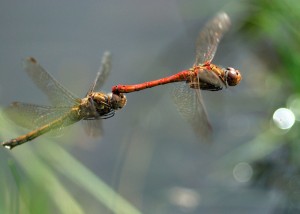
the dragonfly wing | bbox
[193,83,213,142]
[87,52,112,94]
[195,12,231,65]
[4,102,73,130]
[47,115,80,137]
[82,120,103,137]
[172,83,212,142]
[23,57,80,106]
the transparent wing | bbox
[195,12,231,65]
[82,120,103,137]
[172,83,212,141]
[23,57,80,106]
[4,102,73,130]
[193,84,213,142]
[87,51,112,94]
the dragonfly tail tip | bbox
[2,142,13,150]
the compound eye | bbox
[226,67,241,86]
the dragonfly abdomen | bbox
[112,70,191,94]
[2,112,77,150]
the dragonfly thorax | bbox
[79,92,115,119]
[82,92,126,119]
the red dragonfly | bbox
[2,52,127,150]
[112,12,241,140]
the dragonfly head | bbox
[225,67,241,86]
[108,93,127,110]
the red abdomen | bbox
[112,70,191,94]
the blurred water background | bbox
[1,0,300,213]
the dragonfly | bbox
[2,52,127,150]
[112,12,241,140]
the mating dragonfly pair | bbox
[2,12,241,150]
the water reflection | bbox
[272,108,295,130]
[233,162,253,183]
[167,187,201,212]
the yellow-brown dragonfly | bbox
[2,52,127,150]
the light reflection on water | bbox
[272,108,295,130]
[167,186,201,212]
[233,162,253,183]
